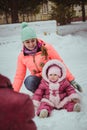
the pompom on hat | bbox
[21,22,37,42]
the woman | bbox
[13,22,82,93]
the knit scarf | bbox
[23,42,42,56]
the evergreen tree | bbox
[0,0,42,23]
[49,0,87,22]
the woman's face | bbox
[23,38,37,50]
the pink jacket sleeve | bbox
[33,79,46,101]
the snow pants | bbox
[36,101,76,116]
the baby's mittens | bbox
[33,100,40,108]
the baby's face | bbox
[48,74,59,82]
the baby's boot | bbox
[73,103,81,112]
[39,109,48,118]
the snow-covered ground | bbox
[0,21,87,130]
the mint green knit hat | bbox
[21,22,37,42]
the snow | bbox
[0,21,87,130]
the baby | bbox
[33,59,81,118]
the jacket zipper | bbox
[33,55,40,72]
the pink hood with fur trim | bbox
[42,59,66,83]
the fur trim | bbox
[68,93,81,101]
[41,98,54,107]
[49,82,60,90]
[42,59,66,83]
[57,97,69,109]
[57,93,80,109]
[49,94,60,107]
[33,100,40,107]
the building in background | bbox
[0,1,87,24]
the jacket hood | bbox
[42,59,66,83]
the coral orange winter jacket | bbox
[13,39,74,92]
